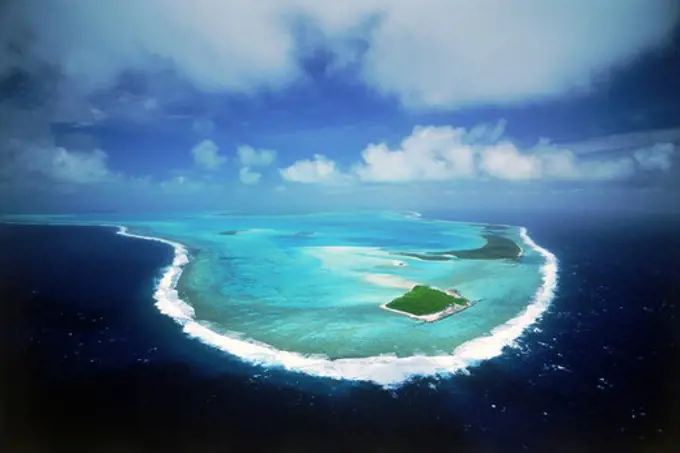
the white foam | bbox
[120,224,558,387]
[452,228,558,361]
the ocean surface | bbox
[1,209,678,452]
[1,211,553,384]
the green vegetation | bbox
[386,285,468,316]
[395,234,521,262]
[441,234,521,260]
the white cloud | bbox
[239,166,262,184]
[49,148,113,184]
[7,146,115,185]
[292,124,676,184]
[479,144,542,181]
[353,126,477,182]
[237,145,277,167]
[191,139,226,170]
[633,143,675,171]
[280,154,342,183]
[477,142,632,181]
[6,0,299,94]
[3,1,677,109]
[351,1,679,109]
[560,127,680,154]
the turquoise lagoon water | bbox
[4,211,557,385]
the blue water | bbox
[1,210,678,452]
[2,212,551,384]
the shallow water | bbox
[3,211,554,385]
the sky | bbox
[0,0,679,214]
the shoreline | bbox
[2,218,558,387]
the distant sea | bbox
[1,210,678,453]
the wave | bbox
[118,224,558,388]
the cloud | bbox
[1,1,677,110]
[477,141,638,181]
[560,127,680,154]
[239,167,262,184]
[352,126,477,182]
[9,146,115,185]
[288,124,676,184]
[633,143,675,171]
[479,144,542,181]
[1,0,299,94]
[236,145,277,167]
[48,148,113,184]
[280,154,342,183]
[191,139,226,170]
[351,0,680,109]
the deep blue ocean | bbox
[1,210,678,453]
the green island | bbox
[442,234,521,260]
[395,234,521,262]
[383,285,471,321]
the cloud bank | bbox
[281,124,677,184]
[1,0,677,109]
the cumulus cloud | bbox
[353,126,478,182]
[237,145,277,167]
[239,167,262,185]
[280,154,342,183]
[285,124,677,184]
[479,144,542,181]
[191,139,226,170]
[1,1,677,110]
[8,146,115,185]
[48,148,113,184]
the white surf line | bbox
[116,226,195,321]
[117,223,558,388]
[451,227,558,362]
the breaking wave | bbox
[117,224,558,388]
